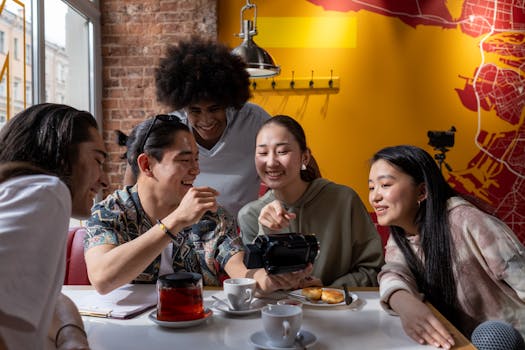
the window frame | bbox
[31,0,102,126]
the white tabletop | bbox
[63,285,472,350]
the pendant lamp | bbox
[231,0,280,78]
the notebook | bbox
[62,284,157,319]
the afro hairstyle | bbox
[155,36,251,110]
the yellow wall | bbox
[218,0,519,211]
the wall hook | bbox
[252,81,257,90]
[328,70,333,89]
[290,71,295,89]
[271,77,276,89]
[309,70,314,88]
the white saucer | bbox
[212,298,266,316]
[249,330,317,349]
[148,308,212,328]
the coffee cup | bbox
[223,278,256,310]
[261,304,302,347]
[156,272,204,321]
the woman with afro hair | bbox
[153,36,271,218]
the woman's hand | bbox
[258,200,296,231]
[254,264,314,294]
[389,290,455,349]
[298,275,323,289]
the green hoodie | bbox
[238,178,384,287]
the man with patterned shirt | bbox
[86,185,238,287]
[84,115,314,295]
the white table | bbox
[62,286,474,350]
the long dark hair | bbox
[259,115,321,182]
[371,145,459,319]
[0,162,50,184]
[0,103,98,188]
[126,116,190,177]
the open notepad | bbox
[62,284,157,319]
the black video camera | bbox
[427,126,456,148]
[243,234,320,275]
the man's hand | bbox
[389,290,455,349]
[55,326,90,350]
[170,186,219,228]
[49,294,90,350]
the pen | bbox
[79,309,112,318]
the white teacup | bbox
[223,278,256,311]
[261,304,302,347]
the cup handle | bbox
[282,320,291,338]
[244,288,253,303]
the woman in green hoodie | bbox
[238,115,384,287]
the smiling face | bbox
[368,159,425,234]
[147,130,200,206]
[186,101,227,149]
[69,127,109,219]
[255,123,309,195]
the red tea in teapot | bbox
[157,272,204,321]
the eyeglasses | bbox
[139,114,183,153]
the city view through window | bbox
[0,0,95,129]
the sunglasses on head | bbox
[139,114,183,153]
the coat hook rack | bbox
[249,70,340,92]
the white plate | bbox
[148,308,212,328]
[249,330,317,349]
[212,298,266,316]
[288,288,359,307]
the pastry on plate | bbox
[301,287,322,300]
[321,289,344,304]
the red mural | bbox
[308,0,525,243]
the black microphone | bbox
[471,320,525,350]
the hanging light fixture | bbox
[231,0,280,78]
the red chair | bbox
[369,212,390,252]
[64,227,90,285]
[258,182,269,197]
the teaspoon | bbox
[211,295,233,311]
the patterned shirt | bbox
[379,196,525,337]
[84,185,244,286]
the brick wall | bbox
[100,0,217,195]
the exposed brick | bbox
[101,0,217,194]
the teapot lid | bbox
[158,272,202,286]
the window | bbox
[57,63,65,83]
[13,37,19,60]
[25,83,31,104]
[0,2,31,118]
[0,31,4,53]
[13,79,20,100]
[25,43,31,65]
[0,77,5,97]
[44,0,94,112]
[0,0,100,124]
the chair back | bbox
[369,212,390,252]
[64,227,90,285]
